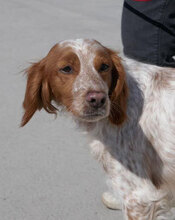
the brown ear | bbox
[21,60,57,127]
[108,50,128,125]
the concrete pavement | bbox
[0,0,123,219]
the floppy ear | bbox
[108,50,128,125]
[21,59,57,127]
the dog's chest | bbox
[89,124,148,190]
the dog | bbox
[21,39,175,219]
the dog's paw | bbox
[102,192,122,210]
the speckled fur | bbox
[69,40,175,219]
[22,39,175,220]
[87,57,175,220]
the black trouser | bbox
[122,0,175,67]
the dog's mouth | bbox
[82,114,104,121]
[78,107,110,122]
[79,114,107,122]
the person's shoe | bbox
[102,192,122,210]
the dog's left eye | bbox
[60,66,72,74]
[99,63,109,72]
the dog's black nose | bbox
[86,91,106,108]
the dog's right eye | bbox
[60,66,72,74]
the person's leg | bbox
[122,0,175,67]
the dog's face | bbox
[21,39,127,126]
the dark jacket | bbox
[121,0,175,67]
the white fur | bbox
[62,39,110,120]
[88,57,175,219]
[60,39,175,219]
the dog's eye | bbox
[99,63,109,72]
[60,66,72,74]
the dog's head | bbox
[21,39,128,126]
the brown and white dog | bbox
[21,39,175,220]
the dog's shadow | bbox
[105,73,163,188]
